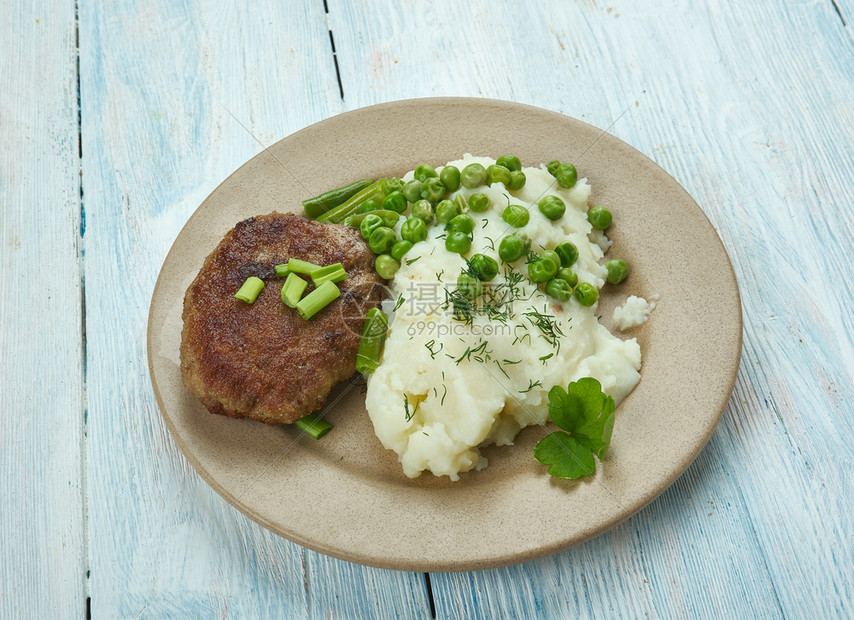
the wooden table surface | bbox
[3,0,852,617]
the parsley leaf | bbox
[534,377,616,479]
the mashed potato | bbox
[614,294,658,330]
[365,156,642,480]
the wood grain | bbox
[0,1,85,616]
[4,0,852,616]
[78,0,427,616]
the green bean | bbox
[355,307,388,375]
[317,178,388,223]
[345,209,399,228]
[357,198,381,214]
[302,178,372,219]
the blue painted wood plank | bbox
[0,1,86,616]
[78,0,429,616]
[327,0,854,617]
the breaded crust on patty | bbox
[180,212,385,425]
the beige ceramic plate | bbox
[147,98,742,572]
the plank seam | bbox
[323,0,344,99]
[830,0,846,27]
[74,0,91,616]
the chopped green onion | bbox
[311,262,347,286]
[355,308,389,374]
[234,276,264,303]
[275,264,290,277]
[295,413,333,439]
[281,273,308,308]
[287,258,323,275]
[296,280,340,319]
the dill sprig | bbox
[523,305,565,353]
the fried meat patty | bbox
[180,212,384,425]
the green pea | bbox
[468,193,490,212]
[448,214,475,235]
[541,250,561,272]
[414,164,438,183]
[420,177,445,204]
[486,164,512,187]
[574,282,599,306]
[496,154,521,172]
[445,231,472,255]
[498,234,526,262]
[502,205,530,228]
[357,198,381,214]
[368,226,397,254]
[528,257,557,283]
[401,217,428,244]
[546,278,573,301]
[588,206,612,230]
[391,239,413,261]
[439,166,461,193]
[555,163,577,188]
[375,254,400,280]
[457,272,482,300]
[555,241,579,267]
[460,163,487,189]
[435,199,460,224]
[468,253,499,282]
[411,199,434,224]
[360,213,384,240]
[546,160,561,176]
[606,259,628,284]
[508,170,526,191]
[538,195,566,221]
[556,267,578,288]
[383,177,405,194]
[382,190,407,214]
[402,179,423,204]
